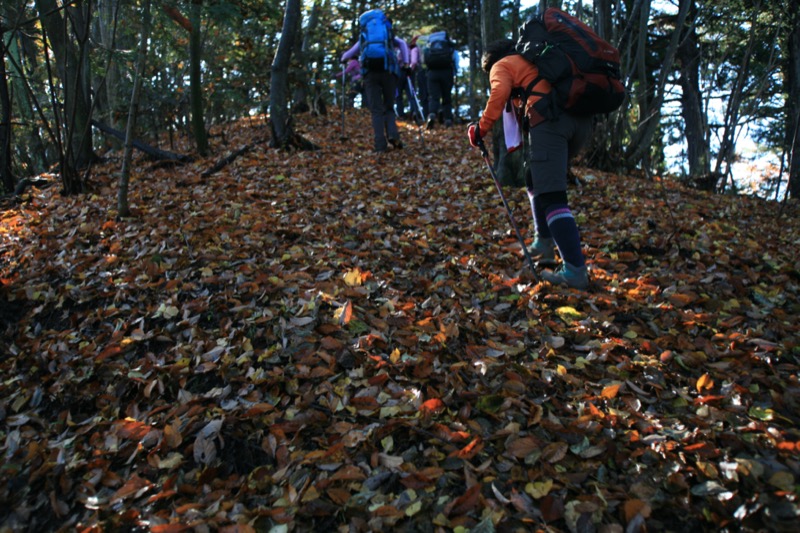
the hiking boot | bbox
[389,138,404,149]
[426,114,436,130]
[528,237,556,266]
[541,263,589,290]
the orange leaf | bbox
[339,300,353,325]
[696,373,714,392]
[449,437,483,459]
[601,384,621,399]
[111,474,153,502]
[623,499,651,522]
[95,344,122,362]
[420,398,445,415]
[151,525,189,533]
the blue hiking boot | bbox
[528,237,556,266]
[541,262,589,290]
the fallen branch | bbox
[91,120,193,163]
[201,138,267,178]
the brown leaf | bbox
[445,483,482,517]
[506,436,540,458]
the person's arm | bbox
[477,61,514,136]
[341,42,360,62]
[395,37,410,66]
[410,47,420,70]
[345,59,360,75]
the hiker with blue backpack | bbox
[410,36,429,118]
[467,9,624,290]
[341,9,410,153]
[423,30,458,129]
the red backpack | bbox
[516,8,625,124]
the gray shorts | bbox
[526,113,593,195]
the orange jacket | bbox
[477,54,552,135]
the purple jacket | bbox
[335,59,363,82]
[341,37,411,67]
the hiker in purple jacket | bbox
[341,34,410,153]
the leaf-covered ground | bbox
[1,110,800,532]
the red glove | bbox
[467,123,481,148]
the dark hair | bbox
[481,39,516,73]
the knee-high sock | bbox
[546,205,585,267]
[528,190,551,239]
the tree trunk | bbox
[0,27,14,193]
[624,0,688,170]
[788,0,800,200]
[292,0,321,114]
[467,0,481,120]
[96,0,124,148]
[712,4,763,192]
[677,0,709,181]
[35,0,95,194]
[189,0,209,156]
[118,0,152,218]
[270,0,301,149]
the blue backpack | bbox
[359,9,396,73]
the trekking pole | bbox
[407,76,425,148]
[475,135,538,277]
[340,63,347,140]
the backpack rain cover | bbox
[359,9,395,73]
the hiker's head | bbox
[482,39,515,73]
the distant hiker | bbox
[468,38,593,289]
[423,30,458,129]
[395,36,420,121]
[410,35,429,118]
[335,58,364,108]
[341,9,410,153]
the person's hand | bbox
[467,122,481,148]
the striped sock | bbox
[529,192,551,239]
[546,205,585,267]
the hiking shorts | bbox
[526,113,593,195]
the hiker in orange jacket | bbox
[468,38,593,289]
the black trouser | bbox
[363,69,400,151]
[395,71,419,118]
[426,67,454,122]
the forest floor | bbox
[1,109,800,532]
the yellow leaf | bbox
[556,306,583,322]
[344,267,363,286]
[405,500,423,517]
[525,479,553,499]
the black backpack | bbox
[424,32,455,69]
[516,8,625,122]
